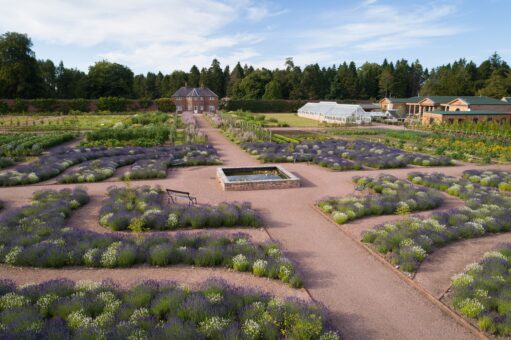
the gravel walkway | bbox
[414,233,511,298]
[0,265,308,300]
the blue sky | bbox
[0,0,509,74]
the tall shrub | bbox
[97,97,128,112]
[32,98,58,112]
[68,98,91,112]
[155,98,176,112]
[0,101,8,114]
[138,98,152,109]
[11,98,28,113]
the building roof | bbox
[448,96,510,106]
[430,110,510,115]
[171,86,218,97]
[298,101,368,117]
[382,96,423,103]
[419,96,458,104]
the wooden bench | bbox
[166,189,197,206]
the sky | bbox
[0,0,510,74]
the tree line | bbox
[1,32,510,100]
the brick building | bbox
[381,95,511,125]
[171,86,218,113]
[379,96,422,113]
[421,110,511,125]
[442,96,511,112]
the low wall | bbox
[217,166,300,191]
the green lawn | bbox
[0,115,131,131]
[0,114,179,131]
[263,113,322,127]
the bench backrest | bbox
[166,189,190,196]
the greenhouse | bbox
[297,101,372,124]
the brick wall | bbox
[422,112,511,125]
[174,97,218,113]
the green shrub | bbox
[155,98,176,112]
[68,99,91,112]
[0,101,9,114]
[456,298,485,318]
[498,182,511,192]
[232,254,250,271]
[395,202,411,215]
[32,99,58,112]
[97,97,128,112]
[117,245,137,267]
[138,98,153,109]
[332,212,348,224]
[128,217,145,233]
[149,244,172,266]
[12,98,28,113]
[289,274,303,288]
[252,259,267,277]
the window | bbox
[487,117,493,122]
[458,119,463,123]
[448,118,454,124]
[200,97,204,100]
[176,106,182,112]
[210,97,216,100]
[209,105,215,112]
[473,118,478,123]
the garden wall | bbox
[0,98,176,114]
[222,99,308,113]
[221,99,378,113]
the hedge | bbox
[222,99,308,113]
[0,98,165,114]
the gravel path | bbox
[0,264,308,300]
[414,233,511,298]
[2,115,511,338]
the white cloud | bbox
[296,2,465,62]
[0,0,468,72]
[0,0,273,72]
[0,0,238,46]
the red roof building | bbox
[171,86,218,113]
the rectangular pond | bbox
[217,165,300,191]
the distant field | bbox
[263,113,322,127]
